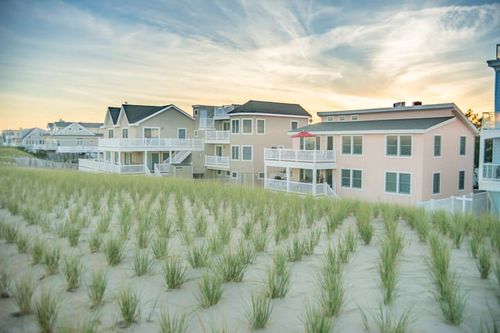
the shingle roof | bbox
[228,100,311,117]
[108,107,121,125]
[317,103,455,116]
[292,117,454,133]
[122,104,172,124]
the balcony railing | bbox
[199,118,215,129]
[57,146,98,153]
[98,138,204,151]
[205,130,230,143]
[265,179,337,197]
[78,159,145,174]
[482,163,500,181]
[264,148,336,163]
[214,107,230,119]
[482,112,500,130]
[205,155,230,169]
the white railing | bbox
[29,143,58,151]
[482,112,500,130]
[205,155,230,168]
[170,151,191,164]
[98,138,204,151]
[417,192,490,215]
[214,108,230,119]
[264,179,336,197]
[78,159,145,174]
[482,163,500,180]
[205,130,230,143]
[264,148,336,163]
[199,118,215,129]
[56,146,98,153]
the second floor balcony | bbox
[482,112,500,137]
[264,148,336,168]
[205,130,230,144]
[98,138,204,152]
[205,155,229,169]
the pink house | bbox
[264,102,479,205]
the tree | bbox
[465,108,482,129]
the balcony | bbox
[482,163,500,181]
[98,138,204,152]
[205,130,230,144]
[264,148,336,169]
[214,107,230,120]
[264,179,337,197]
[199,118,215,129]
[481,112,500,139]
[205,155,230,169]
[78,159,145,174]
[57,146,99,154]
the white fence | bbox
[416,192,490,215]
[0,157,76,169]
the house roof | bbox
[121,104,171,123]
[317,103,456,116]
[228,100,311,117]
[291,117,455,134]
[108,107,121,125]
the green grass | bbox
[87,270,107,308]
[364,305,412,333]
[252,229,267,252]
[34,288,59,333]
[62,255,83,291]
[286,236,305,262]
[246,292,273,330]
[15,231,29,253]
[356,205,374,245]
[13,276,35,315]
[158,309,189,333]
[187,242,209,268]
[103,237,125,266]
[132,250,153,276]
[4,224,18,243]
[194,213,208,238]
[0,147,33,158]
[215,248,249,283]
[477,245,492,279]
[43,245,60,275]
[265,253,290,299]
[151,237,169,260]
[117,287,140,327]
[0,269,13,298]
[89,230,102,253]
[197,272,223,308]
[163,258,188,289]
[67,224,81,247]
[303,303,332,333]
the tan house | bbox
[264,102,478,205]
[194,100,311,185]
[79,104,204,176]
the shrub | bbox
[103,237,125,266]
[246,292,273,330]
[62,255,83,291]
[88,270,107,308]
[117,287,140,327]
[13,276,35,315]
[197,272,223,308]
[163,258,187,289]
[35,288,59,333]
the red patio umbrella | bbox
[290,131,315,138]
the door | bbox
[327,136,334,150]
[223,122,230,131]
[326,169,333,187]
[215,146,223,157]
[150,153,160,172]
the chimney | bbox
[393,101,405,108]
[412,101,422,106]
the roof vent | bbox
[393,101,406,108]
[412,101,422,106]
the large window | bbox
[386,135,412,157]
[459,136,466,155]
[257,119,265,134]
[458,170,465,190]
[242,145,252,161]
[242,119,253,134]
[341,136,362,155]
[433,173,441,194]
[231,119,240,134]
[231,145,240,160]
[385,172,411,194]
[434,135,441,157]
[144,128,159,139]
[300,137,317,150]
[341,169,362,189]
[291,121,298,130]
[177,128,186,139]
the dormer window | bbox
[351,115,359,121]
[194,109,199,117]
[326,116,333,122]
[339,116,346,121]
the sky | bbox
[0,0,499,130]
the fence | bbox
[416,192,490,215]
[0,157,76,170]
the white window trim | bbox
[256,119,266,135]
[290,120,299,131]
[231,119,240,134]
[341,135,363,156]
[231,145,240,161]
[384,171,412,196]
[432,172,441,195]
[340,168,363,190]
[458,169,465,191]
[177,128,187,139]
[384,135,413,158]
[433,134,442,158]
[241,145,253,162]
[144,126,160,139]
[242,118,253,135]
[459,136,466,156]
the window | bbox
[144,128,159,139]
[231,145,240,160]
[108,129,113,138]
[217,170,222,175]
[232,172,238,179]
[459,136,466,155]
[242,146,252,161]
[433,173,441,194]
[458,171,465,190]
[242,119,253,134]
[342,136,362,155]
[77,138,83,145]
[193,109,198,117]
[231,119,240,134]
[326,116,333,122]
[291,121,298,130]
[193,130,198,138]
[258,172,265,179]
[122,128,128,138]
[327,136,334,150]
[434,135,441,157]
[341,169,362,189]
[114,152,119,164]
[257,119,265,134]
[339,116,346,121]
[223,122,230,131]
[351,115,359,121]
[177,128,186,139]
[226,171,231,176]
[386,135,412,157]
[385,172,411,194]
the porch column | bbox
[286,167,290,192]
[264,165,268,189]
[312,168,317,195]
[478,135,485,183]
[143,151,147,169]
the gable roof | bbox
[291,117,455,134]
[54,122,96,136]
[317,103,456,116]
[228,100,311,117]
[114,104,194,125]
[21,128,47,139]
[107,107,121,125]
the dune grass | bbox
[197,272,223,308]
[246,292,273,330]
[13,276,35,315]
[103,237,125,266]
[159,309,189,333]
[43,245,60,275]
[132,250,153,276]
[88,270,107,308]
[62,255,83,291]
[34,288,59,333]
[117,287,140,327]
[163,258,188,289]
[0,269,13,298]
[187,242,209,268]
[303,302,332,333]
[265,251,290,299]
